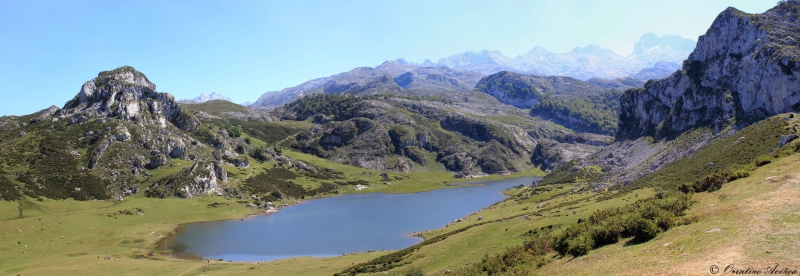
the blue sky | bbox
[0,0,775,116]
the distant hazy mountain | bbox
[179,92,231,104]
[630,61,681,81]
[426,33,696,80]
[251,33,693,109]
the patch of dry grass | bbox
[533,154,800,275]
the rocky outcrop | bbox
[285,93,542,174]
[144,161,227,198]
[56,66,200,131]
[617,3,800,141]
[251,60,483,108]
[30,106,61,124]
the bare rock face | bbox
[56,66,200,131]
[617,2,800,141]
[147,153,169,169]
[145,161,227,198]
[169,147,185,158]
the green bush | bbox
[225,126,242,138]
[754,155,772,167]
[553,193,692,256]
[250,147,269,162]
[0,175,22,201]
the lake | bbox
[165,176,539,262]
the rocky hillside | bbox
[0,67,259,200]
[251,61,484,109]
[476,71,640,135]
[617,2,800,141]
[573,1,800,185]
[273,89,611,175]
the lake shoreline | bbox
[161,175,541,263]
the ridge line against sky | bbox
[0,0,775,116]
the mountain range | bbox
[178,92,231,104]
[424,32,695,79]
[251,33,694,109]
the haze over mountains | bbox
[252,33,695,109]
[178,92,231,104]
[421,33,695,79]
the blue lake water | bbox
[166,176,539,262]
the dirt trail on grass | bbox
[666,172,800,275]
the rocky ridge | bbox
[252,61,483,109]
[617,3,800,141]
[585,1,800,184]
[0,67,265,200]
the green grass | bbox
[0,194,392,276]
[179,100,250,118]
[338,183,654,275]
[627,114,799,192]
[531,153,800,275]
[0,144,545,275]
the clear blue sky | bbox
[0,0,775,116]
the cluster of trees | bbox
[530,90,621,135]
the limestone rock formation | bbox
[145,161,228,198]
[617,3,800,141]
[56,66,200,131]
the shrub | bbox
[226,126,242,138]
[754,155,772,167]
[250,147,269,162]
[555,193,692,256]
[566,232,595,256]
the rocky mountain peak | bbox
[436,50,513,67]
[57,66,200,131]
[632,33,696,55]
[525,46,552,55]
